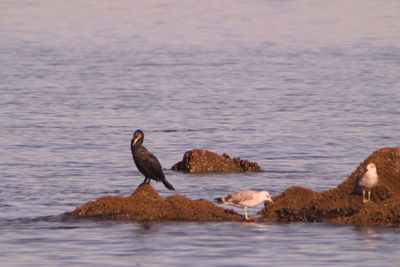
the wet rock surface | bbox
[171,149,264,173]
[66,147,400,226]
[259,147,400,226]
[65,184,244,221]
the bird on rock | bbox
[130,129,175,190]
[355,163,378,203]
[215,190,273,220]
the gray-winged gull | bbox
[214,190,273,220]
[356,163,378,203]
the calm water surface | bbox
[1,0,400,266]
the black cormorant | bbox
[131,129,175,190]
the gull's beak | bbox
[264,199,273,207]
[358,168,368,179]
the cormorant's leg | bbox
[140,177,149,187]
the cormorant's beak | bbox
[133,136,141,145]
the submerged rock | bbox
[171,149,264,173]
[259,146,400,226]
[65,184,244,221]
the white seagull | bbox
[214,190,273,220]
[356,163,379,203]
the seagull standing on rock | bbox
[356,163,378,203]
[214,190,273,220]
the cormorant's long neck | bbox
[131,138,143,151]
[131,140,140,152]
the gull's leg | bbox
[244,207,249,220]
[368,190,373,203]
[362,190,367,203]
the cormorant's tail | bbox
[162,179,175,190]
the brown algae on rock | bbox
[171,149,264,173]
[66,147,400,227]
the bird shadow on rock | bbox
[259,146,400,227]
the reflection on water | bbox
[1,0,400,266]
[354,226,396,250]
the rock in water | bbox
[65,184,244,221]
[171,149,264,173]
[259,146,400,227]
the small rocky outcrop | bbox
[65,184,244,221]
[259,146,400,226]
[171,149,264,173]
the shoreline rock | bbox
[171,149,264,173]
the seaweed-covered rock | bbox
[260,146,400,226]
[65,184,244,221]
[171,149,264,173]
[66,146,400,226]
